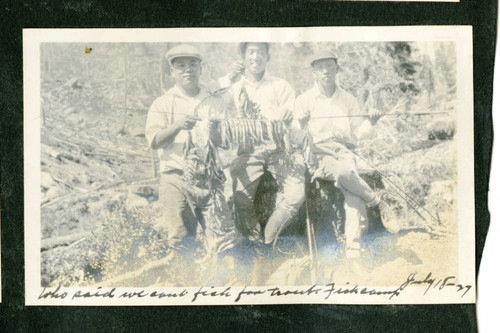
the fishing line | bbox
[309,111,449,120]
[350,149,441,225]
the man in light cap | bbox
[219,42,306,284]
[145,44,240,285]
[295,49,385,261]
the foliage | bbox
[40,41,458,286]
[41,203,169,287]
[41,41,454,115]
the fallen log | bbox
[97,254,178,287]
[41,231,90,252]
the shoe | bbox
[378,197,401,234]
[367,188,403,234]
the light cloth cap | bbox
[166,44,202,63]
[309,50,338,66]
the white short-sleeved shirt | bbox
[295,85,371,144]
[145,85,228,172]
[218,72,296,151]
[219,72,295,121]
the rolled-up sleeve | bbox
[145,97,169,148]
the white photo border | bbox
[24,26,475,306]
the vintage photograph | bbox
[25,27,474,305]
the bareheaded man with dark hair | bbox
[219,42,306,284]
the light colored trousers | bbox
[230,148,306,244]
[313,145,376,259]
[159,171,238,256]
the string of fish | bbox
[218,119,287,149]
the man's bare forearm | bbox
[151,123,182,149]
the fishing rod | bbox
[169,110,451,121]
[308,94,448,120]
[349,148,442,227]
[309,111,449,120]
[304,186,317,284]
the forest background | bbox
[39,41,458,287]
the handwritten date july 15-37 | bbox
[38,272,472,303]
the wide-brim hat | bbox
[166,44,203,63]
[238,42,271,57]
[309,50,338,67]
